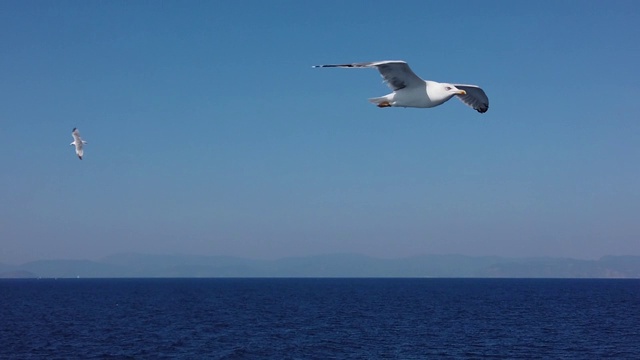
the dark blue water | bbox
[1,279,639,359]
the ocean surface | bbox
[1,278,639,359]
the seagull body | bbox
[313,60,489,113]
[70,128,87,160]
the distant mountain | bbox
[1,259,129,278]
[0,270,37,279]
[0,253,639,279]
[478,257,640,278]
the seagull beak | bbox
[457,90,467,95]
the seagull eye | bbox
[445,86,452,91]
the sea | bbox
[1,278,639,359]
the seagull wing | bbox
[453,84,489,113]
[313,60,425,91]
[72,128,82,141]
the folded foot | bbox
[377,101,392,108]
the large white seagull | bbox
[70,128,87,160]
[313,60,489,113]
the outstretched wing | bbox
[313,60,425,91]
[453,84,489,113]
[72,128,82,141]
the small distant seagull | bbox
[313,60,489,113]
[70,128,87,160]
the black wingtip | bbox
[72,127,77,131]
[476,104,489,113]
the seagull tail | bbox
[368,96,393,107]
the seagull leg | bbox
[377,101,392,108]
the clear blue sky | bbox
[1,1,639,264]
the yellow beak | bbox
[457,90,467,95]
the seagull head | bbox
[443,84,466,96]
